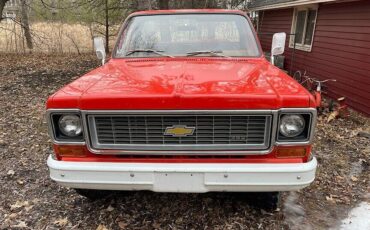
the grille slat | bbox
[90,114,271,151]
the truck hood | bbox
[47,58,314,110]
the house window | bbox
[290,5,318,52]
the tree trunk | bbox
[0,0,9,21]
[20,0,33,50]
[183,0,194,9]
[50,0,57,20]
[104,0,109,53]
[158,0,169,9]
[137,0,150,10]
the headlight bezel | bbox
[47,110,84,143]
[46,108,317,149]
[277,112,313,142]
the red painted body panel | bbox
[54,145,312,163]
[47,57,315,110]
[47,9,316,164]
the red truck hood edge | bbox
[47,58,313,110]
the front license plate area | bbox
[154,173,205,192]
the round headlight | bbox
[58,115,82,137]
[279,114,305,138]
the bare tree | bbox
[20,0,33,50]
[158,0,169,9]
[137,0,152,10]
[104,0,109,52]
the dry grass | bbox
[0,21,117,53]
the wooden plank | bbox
[315,25,370,34]
[317,12,370,20]
[319,8,370,15]
[284,50,370,72]
[314,36,370,49]
[288,54,370,80]
[290,58,370,87]
[289,63,370,90]
[327,91,370,115]
[315,31,369,42]
[284,46,370,64]
[313,42,370,55]
[311,47,370,63]
[317,19,370,27]
[319,1,370,14]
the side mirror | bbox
[271,32,286,65]
[93,37,106,65]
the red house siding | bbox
[257,0,370,115]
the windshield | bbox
[114,14,261,58]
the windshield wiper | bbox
[125,49,174,58]
[186,50,230,58]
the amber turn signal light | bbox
[276,147,306,158]
[54,145,87,158]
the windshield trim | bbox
[112,12,263,59]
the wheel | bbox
[262,192,281,210]
[74,189,112,200]
[241,192,281,210]
[253,192,281,210]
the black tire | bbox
[240,192,281,211]
[266,192,281,210]
[74,189,112,200]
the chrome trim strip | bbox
[87,114,272,151]
[275,108,317,146]
[46,108,317,154]
[82,110,277,155]
[83,110,274,115]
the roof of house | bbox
[249,0,296,9]
[248,0,338,11]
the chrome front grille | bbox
[87,113,272,152]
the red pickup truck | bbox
[46,9,317,205]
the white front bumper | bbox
[47,155,317,193]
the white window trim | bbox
[289,4,318,52]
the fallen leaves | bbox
[54,217,69,227]
[118,221,127,229]
[327,110,339,122]
[0,54,100,230]
[7,169,15,176]
[12,221,28,228]
[326,195,337,204]
[96,224,109,230]
[106,205,114,212]
[0,54,368,230]
[10,201,30,211]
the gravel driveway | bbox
[0,54,368,230]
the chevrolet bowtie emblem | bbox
[164,125,195,137]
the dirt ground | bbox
[0,54,369,230]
